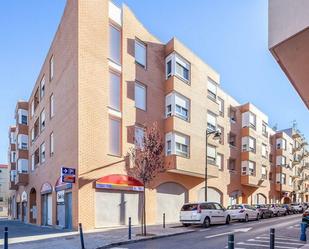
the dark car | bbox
[302,209,309,224]
[253,204,274,219]
[282,204,294,215]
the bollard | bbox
[79,223,85,249]
[128,217,132,240]
[163,213,165,229]
[4,227,8,249]
[270,228,275,249]
[300,222,307,241]
[227,234,234,249]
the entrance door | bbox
[42,195,47,225]
[17,203,21,220]
[22,202,27,222]
[65,192,72,229]
[47,194,52,225]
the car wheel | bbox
[277,212,280,217]
[203,217,210,228]
[245,214,249,222]
[183,223,190,227]
[256,214,259,221]
[226,215,231,225]
[270,212,274,218]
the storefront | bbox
[41,183,53,226]
[94,174,143,228]
[55,177,72,229]
[21,191,28,222]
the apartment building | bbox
[268,0,309,108]
[7,0,309,230]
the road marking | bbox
[205,227,252,238]
[248,239,304,246]
[256,236,301,242]
[237,242,298,248]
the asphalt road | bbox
[110,214,305,249]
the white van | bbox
[180,202,230,228]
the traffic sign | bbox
[61,167,76,183]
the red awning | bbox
[96,174,144,192]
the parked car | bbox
[180,202,230,228]
[226,204,259,222]
[267,204,287,216]
[253,204,274,219]
[282,204,294,215]
[291,203,304,213]
[302,209,309,224]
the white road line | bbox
[237,242,297,249]
[256,236,302,242]
[248,239,304,246]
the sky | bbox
[0,0,308,164]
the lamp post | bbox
[205,129,221,202]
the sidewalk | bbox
[3,223,194,249]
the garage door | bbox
[95,190,142,227]
[156,182,187,224]
[198,187,222,204]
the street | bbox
[110,214,305,249]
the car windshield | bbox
[227,205,243,210]
[181,204,199,211]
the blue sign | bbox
[61,167,75,175]
[61,167,76,184]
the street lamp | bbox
[205,129,222,202]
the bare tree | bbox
[126,122,165,236]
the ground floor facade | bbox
[10,167,304,230]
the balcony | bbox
[241,174,267,188]
[165,154,219,178]
[276,183,293,192]
[9,181,18,190]
[15,173,29,186]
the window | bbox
[230,107,236,123]
[281,173,286,184]
[207,111,217,132]
[208,78,217,100]
[17,159,28,173]
[40,142,46,164]
[10,132,16,144]
[33,118,39,140]
[109,118,121,156]
[34,148,40,167]
[261,166,267,179]
[229,133,236,147]
[165,133,189,158]
[40,109,46,131]
[289,176,292,186]
[276,138,286,150]
[17,134,28,150]
[31,154,35,170]
[242,111,256,129]
[262,122,268,137]
[241,161,255,176]
[228,158,236,171]
[0,197,3,202]
[216,153,224,170]
[11,151,16,163]
[207,145,216,165]
[109,71,121,111]
[217,125,224,144]
[109,24,121,65]
[134,126,144,148]
[21,115,28,125]
[262,143,268,158]
[218,97,224,116]
[50,55,54,81]
[50,132,54,156]
[289,143,293,154]
[18,109,28,125]
[50,94,54,118]
[276,155,286,166]
[40,76,45,99]
[135,82,146,110]
[31,100,34,117]
[242,136,256,153]
[165,53,190,82]
[135,39,146,67]
[165,93,189,121]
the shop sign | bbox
[61,167,76,183]
[56,190,65,203]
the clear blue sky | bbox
[0,0,308,164]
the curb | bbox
[97,230,195,248]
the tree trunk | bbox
[143,184,146,235]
